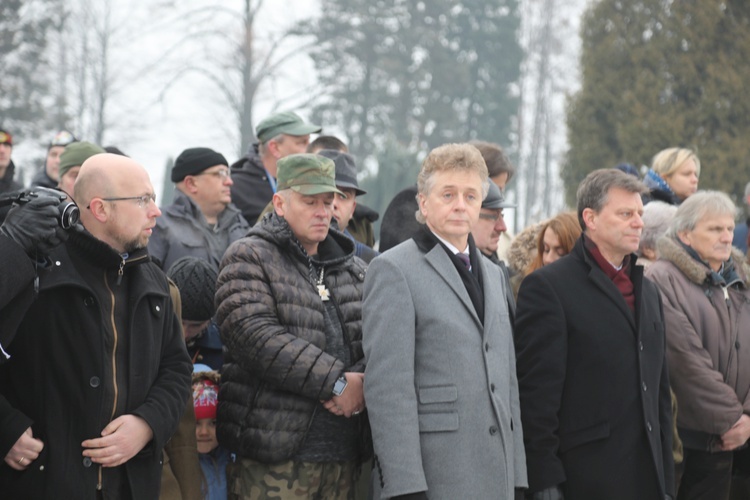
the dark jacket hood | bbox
[230,143,263,173]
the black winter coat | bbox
[515,237,674,500]
[215,212,368,462]
[0,230,192,499]
[229,144,274,225]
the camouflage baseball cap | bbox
[256,111,322,143]
[277,154,344,196]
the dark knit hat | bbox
[59,142,106,179]
[167,257,218,321]
[317,149,366,195]
[171,147,228,183]
[0,129,13,146]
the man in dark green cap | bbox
[229,111,322,225]
[216,153,371,499]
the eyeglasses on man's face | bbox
[478,210,504,222]
[195,168,230,180]
[87,193,156,209]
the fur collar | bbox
[655,235,750,286]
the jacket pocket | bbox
[559,421,610,453]
[418,411,459,432]
[418,385,458,404]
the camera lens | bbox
[59,202,80,229]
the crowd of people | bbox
[1,113,750,500]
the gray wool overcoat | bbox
[363,229,527,500]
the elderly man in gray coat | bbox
[363,143,527,500]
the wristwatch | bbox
[332,375,348,396]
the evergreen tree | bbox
[302,0,522,214]
[565,1,750,204]
[0,0,58,139]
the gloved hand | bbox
[0,195,69,256]
[529,486,564,500]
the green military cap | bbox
[256,111,322,143]
[59,141,106,179]
[277,154,344,196]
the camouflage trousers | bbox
[227,458,359,500]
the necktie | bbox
[456,253,471,271]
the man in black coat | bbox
[0,154,192,499]
[515,168,674,500]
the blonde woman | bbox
[643,147,700,205]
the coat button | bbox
[89,376,101,388]
[736,341,741,349]
[489,426,498,435]
[83,457,93,467]
[639,341,644,351]
[642,382,647,392]
[490,383,496,392]
[155,305,161,312]
[83,296,95,307]
[647,421,652,432]
[484,343,489,352]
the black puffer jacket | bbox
[215,212,367,462]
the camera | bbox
[6,187,80,230]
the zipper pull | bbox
[116,258,125,285]
[723,286,729,302]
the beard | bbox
[120,232,150,254]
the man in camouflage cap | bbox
[216,153,370,499]
[230,111,322,225]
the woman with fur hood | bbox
[645,191,750,500]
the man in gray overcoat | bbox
[363,143,527,499]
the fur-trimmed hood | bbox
[507,220,545,275]
[655,235,750,286]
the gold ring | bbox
[17,457,25,465]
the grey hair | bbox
[259,133,286,155]
[414,143,490,224]
[667,190,737,238]
[639,201,677,256]
[576,168,648,230]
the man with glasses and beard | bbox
[0,153,192,500]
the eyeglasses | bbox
[478,211,504,222]
[87,194,156,209]
[195,169,230,180]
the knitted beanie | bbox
[166,257,218,321]
[193,377,218,420]
[59,142,105,179]
[171,147,228,182]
